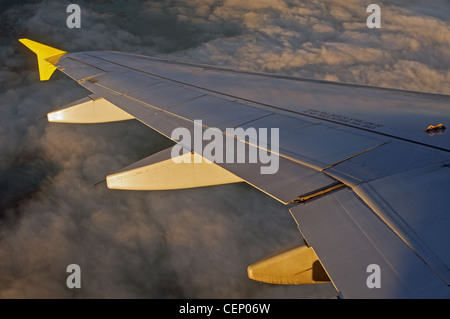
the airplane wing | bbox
[20,39,450,298]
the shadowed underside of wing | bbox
[21,39,450,298]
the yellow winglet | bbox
[19,39,67,81]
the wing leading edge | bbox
[20,39,450,298]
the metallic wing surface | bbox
[20,39,450,298]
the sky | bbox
[0,0,449,298]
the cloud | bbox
[0,0,449,298]
[173,0,450,93]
